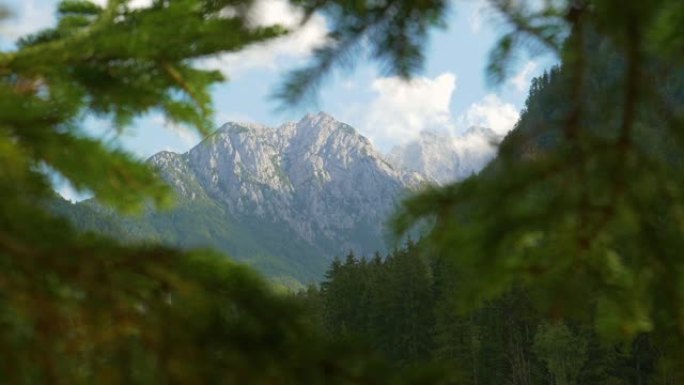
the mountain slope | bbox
[67,113,427,283]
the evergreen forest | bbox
[306,242,673,385]
[1,0,684,384]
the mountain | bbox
[387,126,504,184]
[64,112,427,285]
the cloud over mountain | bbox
[457,94,520,135]
[361,73,457,150]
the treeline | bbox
[301,242,675,385]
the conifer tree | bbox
[4,0,684,382]
[0,0,452,383]
[393,4,684,377]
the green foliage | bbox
[0,0,454,383]
[308,243,672,385]
[394,5,684,371]
[533,322,589,385]
[319,246,435,365]
[0,205,454,384]
[5,0,684,382]
[2,0,286,212]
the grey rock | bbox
[149,112,428,267]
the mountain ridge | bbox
[64,112,501,283]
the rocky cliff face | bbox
[147,112,426,279]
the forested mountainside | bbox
[498,40,684,163]
[10,0,684,383]
[302,34,684,385]
[303,243,663,385]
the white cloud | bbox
[0,0,55,41]
[381,91,520,183]
[351,72,521,153]
[128,0,153,9]
[510,60,538,92]
[456,94,520,135]
[360,73,457,150]
[199,0,328,76]
[247,0,301,28]
[90,0,152,9]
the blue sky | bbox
[1,0,554,199]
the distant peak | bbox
[147,150,182,166]
[315,111,334,119]
[156,150,179,156]
[219,121,269,134]
[296,112,360,136]
[299,111,335,125]
[148,150,180,161]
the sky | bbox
[0,0,555,200]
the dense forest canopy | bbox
[1,0,684,383]
[308,243,670,385]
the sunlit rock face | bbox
[149,112,427,264]
[146,112,503,280]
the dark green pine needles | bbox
[3,0,684,383]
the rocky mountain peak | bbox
[299,111,337,127]
[287,112,369,149]
[146,113,428,274]
[89,113,504,282]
